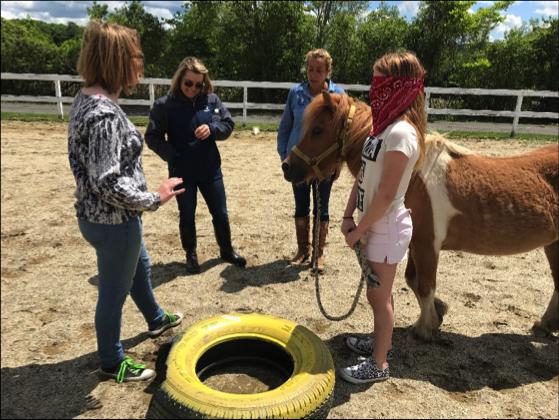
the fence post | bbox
[243,85,248,123]
[54,79,64,118]
[510,93,524,137]
[149,83,155,109]
[425,91,431,115]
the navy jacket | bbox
[145,91,234,183]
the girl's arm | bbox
[277,89,295,161]
[341,178,359,235]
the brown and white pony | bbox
[282,92,559,340]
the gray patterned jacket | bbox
[68,91,160,224]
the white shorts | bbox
[363,207,412,264]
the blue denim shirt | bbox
[277,80,344,162]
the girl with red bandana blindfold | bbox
[339,51,427,384]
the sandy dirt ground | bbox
[1,121,557,419]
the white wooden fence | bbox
[2,72,557,136]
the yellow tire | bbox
[147,313,335,419]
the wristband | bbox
[342,216,354,219]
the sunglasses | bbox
[183,79,204,89]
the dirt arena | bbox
[1,120,557,419]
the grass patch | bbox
[433,129,558,142]
[1,112,69,123]
[2,112,557,141]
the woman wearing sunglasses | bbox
[146,56,246,273]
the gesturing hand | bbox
[157,177,185,205]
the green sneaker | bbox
[147,311,183,337]
[100,356,155,383]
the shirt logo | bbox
[356,186,365,212]
[362,135,383,161]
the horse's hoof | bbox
[408,325,434,342]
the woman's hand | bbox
[344,226,363,249]
[194,124,211,140]
[341,217,356,236]
[157,177,185,205]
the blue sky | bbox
[1,1,557,40]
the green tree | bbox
[324,11,360,84]
[165,1,224,77]
[0,18,58,73]
[87,1,109,21]
[352,3,409,84]
[216,1,312,82]
[531,18,558,91]
[406,0,511,86]
[305,1,368,46]
[108,0,168,76]
[58,38,83,74]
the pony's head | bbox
[283,92,356,184]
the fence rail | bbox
[2,72,557,136]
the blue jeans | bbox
[175,177,229,251]
[78,216,165,369]
[292,176,334,222]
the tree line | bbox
[1,0,557,113]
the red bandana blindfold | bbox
[369,76,424,137]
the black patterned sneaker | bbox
[148,311,183,337]
[100,356,155,383]
[339,357,390,384]
[345,335,393,360]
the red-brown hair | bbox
[373,50,427,169]
[77,21,144,95]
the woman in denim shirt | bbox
[277,49,344,273]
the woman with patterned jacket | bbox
[68,21,185,383]
[145,57,246,274]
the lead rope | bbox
[312,180,378,321]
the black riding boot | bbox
[180,221,200,274]
[213,220,246,268]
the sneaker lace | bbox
[164,311,177,323]
[116,356,145,383]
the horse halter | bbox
[291,104,356,181]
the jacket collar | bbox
[300,79,337,97]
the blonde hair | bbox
[304,48,333,78]
[77,21,144,95]
[373,50,427,169]
[169,57,214,96]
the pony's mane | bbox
[425,131,473,157]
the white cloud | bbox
[0,1,182,24]
[490,13,523,41]
[144,6,175,21]
[397,1,420,17]
[1,1,36,10]
[534,1,559,17]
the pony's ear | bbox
[322,90,334,109]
